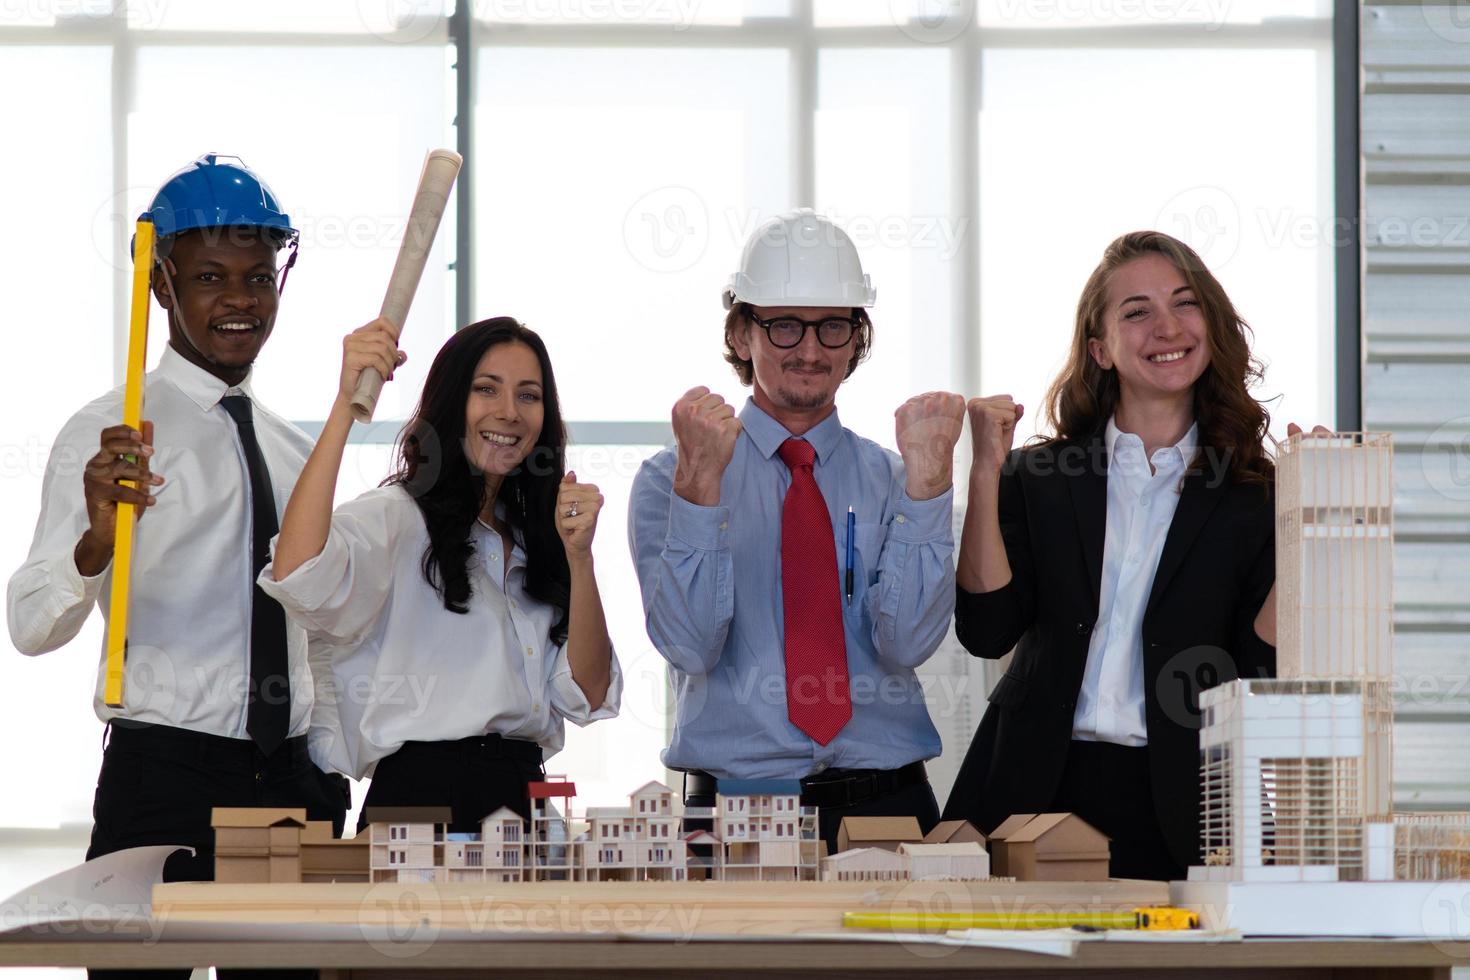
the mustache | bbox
[781,358,831,373]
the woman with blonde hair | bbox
[943,230,1292,880]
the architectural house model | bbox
[988,813,1110,881]
[213,808,369,884]
[1175,432,1470,936]
[833,816,923,854]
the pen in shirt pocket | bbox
[845,505,855,605]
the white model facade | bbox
[1192,432,1469,888]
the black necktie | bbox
[220,394,290,756]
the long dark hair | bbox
[385,317,571,643]
[1041,230,1273,486]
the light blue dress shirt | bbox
[628,398,954,779]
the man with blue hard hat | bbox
[8,156,347,951]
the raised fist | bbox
[968,395,1024,478]
[671,386,743,506]
[895,391,966,501]
[339,317,405,407]
[556,470,604,559]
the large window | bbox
[2,1,1336,905]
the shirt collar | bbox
[1105,414,1199,469]
[737,397,844,465]
[158,343,257,413]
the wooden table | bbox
[1,935,1466,978]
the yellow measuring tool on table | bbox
[843,906,1200,932]
[103,217,154,707]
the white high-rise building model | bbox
[1190,433,1470,893]
[1195,433,1396,883]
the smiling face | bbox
[1088,253,1212,406]
[462,340,545,480]
[730,305,856,418]
[155,228,282,386]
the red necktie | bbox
[777,438,852,746]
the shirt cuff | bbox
[549,644,623,725]
[258,532,347,619]
[58,551,108,607]
[889,486,954,545]
[666,493,731,552]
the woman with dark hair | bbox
[263,316,620,833]
[942,231,1314,881]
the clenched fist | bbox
[895,391,966,501]
[556,470,604,560]
[968,395,1024,479]
[672,387,743,506]
[338,317,405,408]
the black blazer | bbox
[941,432,1276,870]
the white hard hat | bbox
[722,208,876,310]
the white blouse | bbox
[260,484,621,779]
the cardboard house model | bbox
[834,816,923,854]
[923,820,987,846]
[213,808,368,884]
[213,808,307,884]
[988,813,1110,881]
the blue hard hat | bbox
[140,153,298,246]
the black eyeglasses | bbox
[748,311,860,349]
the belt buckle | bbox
[849,772,878,805]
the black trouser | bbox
[358,734,546,835]
[86,721,349,980]
[1048,739,1185,882]
[685,762,940,857]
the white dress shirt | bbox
[7,346,320,742]
[1071,416,1198,747]
[259,485,622,779]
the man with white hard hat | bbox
[629,209,965,853]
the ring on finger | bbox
[565,502,579,518]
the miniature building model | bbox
[899,842,991,881]
[834,816,923,854]
[529,778,577,881]
[713,780,820,882]
[923,820,987,846]
[299,820,369,883]
[368,807,453,884]
[213,808,307,884]
[352,778,818,883]
[989,813,1110,881]
[578,781,690,882]
[1196,434,1395,883]
[821,847,907,882]
[213,808,368,884]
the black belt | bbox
[397,733,544,767]
[685,761,928,810]
[106,720,311,771]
